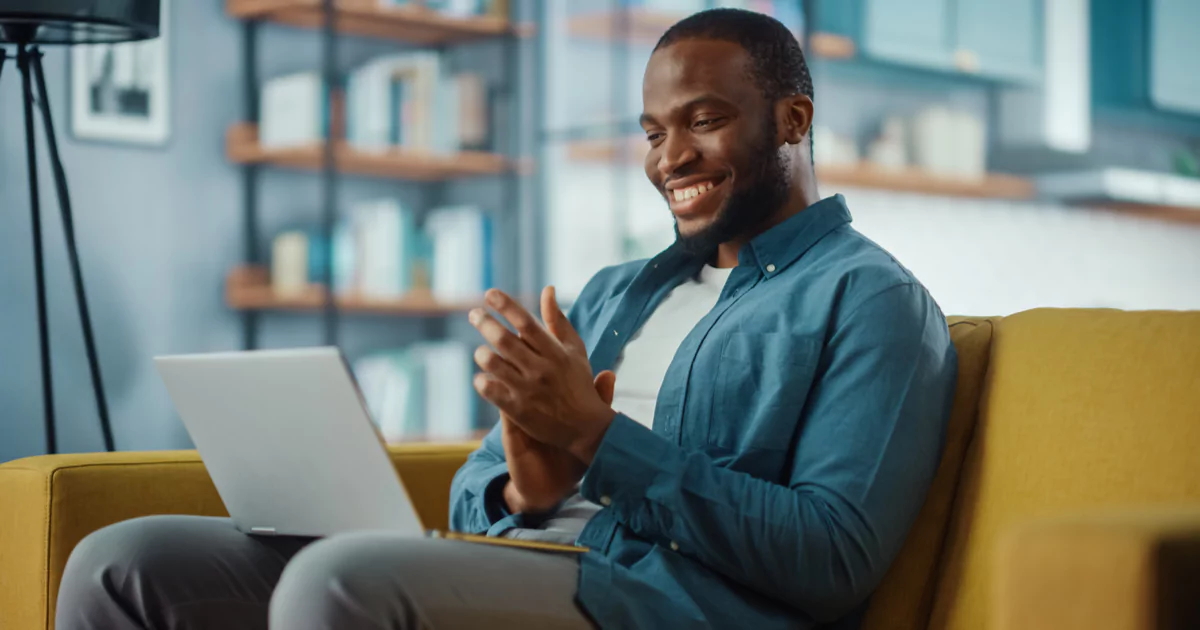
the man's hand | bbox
[501,370,615,514]
[470,286,618,465]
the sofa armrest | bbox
[0,442,476,630]
[995,508,1200,630]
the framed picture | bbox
[70,0,171,146]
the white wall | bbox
[546,166,1200,316]
[844,187,1200,316]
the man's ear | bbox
[777,94,813,145]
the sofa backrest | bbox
[861,317,996,630]
[927,309,1200,630]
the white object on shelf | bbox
[259,72,325,149]
[953,109,987,180]
[1037,168,1200,208]
[425,205,491,303]
[271,231,310,296]
[911,105,956,177]
[812,125,860,167]
[866,116,908,171]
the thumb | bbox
[593,370,616,406]
[541,285,585,352]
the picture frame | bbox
[70,0,171,146]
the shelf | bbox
[566,8,683,43]
[564,137,1035,200]
[815,163,1035,199]
[226,0,515,44]
[227,266,481,316]
[226,123,510,181]
[566,7,847,59]
[1088,202,1200,226]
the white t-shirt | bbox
[609,264,734,427]
[504,265,734,544]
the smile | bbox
[667,177,726,215]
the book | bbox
[259,71,327,149]
[343,52,488,154]
[351,198,418,299]
[271,231,310,295]
[353,341,476,442]
[425,205,493,302]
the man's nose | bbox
[656,132,699,178]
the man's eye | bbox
[646,132,664,143]
[694,118,721,128]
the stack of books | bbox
[353,341,477,442]
[257,51,489,154]
[269,201,492,303]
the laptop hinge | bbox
[249,526,278,536]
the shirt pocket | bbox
[709,332,821,452]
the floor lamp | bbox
[0,1,161,453]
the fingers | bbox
[469,307,540,370]
[593,370,616,406]
[473,373,516,413]
[540,286,587,353]
[485,289,561,357]
[474,345,520,386]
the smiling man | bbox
[55,8,956,630]
[453,8,959,630]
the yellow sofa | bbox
[2,309,1198,630]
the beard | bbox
[673,117,792,262]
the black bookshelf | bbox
[229,0,535,350]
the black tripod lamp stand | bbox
[0,1,161,454]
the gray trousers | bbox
[55,515,594,630]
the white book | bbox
[418,342,474,439]
[271,231,309,296]
[260,72,325,149]
[426,206,488,302]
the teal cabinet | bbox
[955,0,1041,82]
[812,0,1043,84]
[1093,0,1200,122]
[861,0,953,71]
[1149,0,1200,115]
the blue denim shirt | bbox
[450,195,958,629]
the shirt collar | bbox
[739,194,852,276]
[650,194,852,278]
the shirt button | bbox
[600,495,612,506]
[670,540,680,551]
[612,330,619,337]
[765,264,777,273]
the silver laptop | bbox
[154,347,425,538]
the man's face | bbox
[641,38,791,257]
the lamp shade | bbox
[0,0,159,45]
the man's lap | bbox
[57,515,592,630]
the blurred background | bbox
[1,0,1198,462]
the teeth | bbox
[671,181,717,203]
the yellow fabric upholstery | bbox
[0,443,475,630]
[994,509,1200,630]
[929,309,1200,630]
[861,317,996,630]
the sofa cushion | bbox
[861,317,996,630]
[928,309,1200,630]
[0,443,475,630]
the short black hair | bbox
[654,8,814,103]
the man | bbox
[56,8,956,630]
